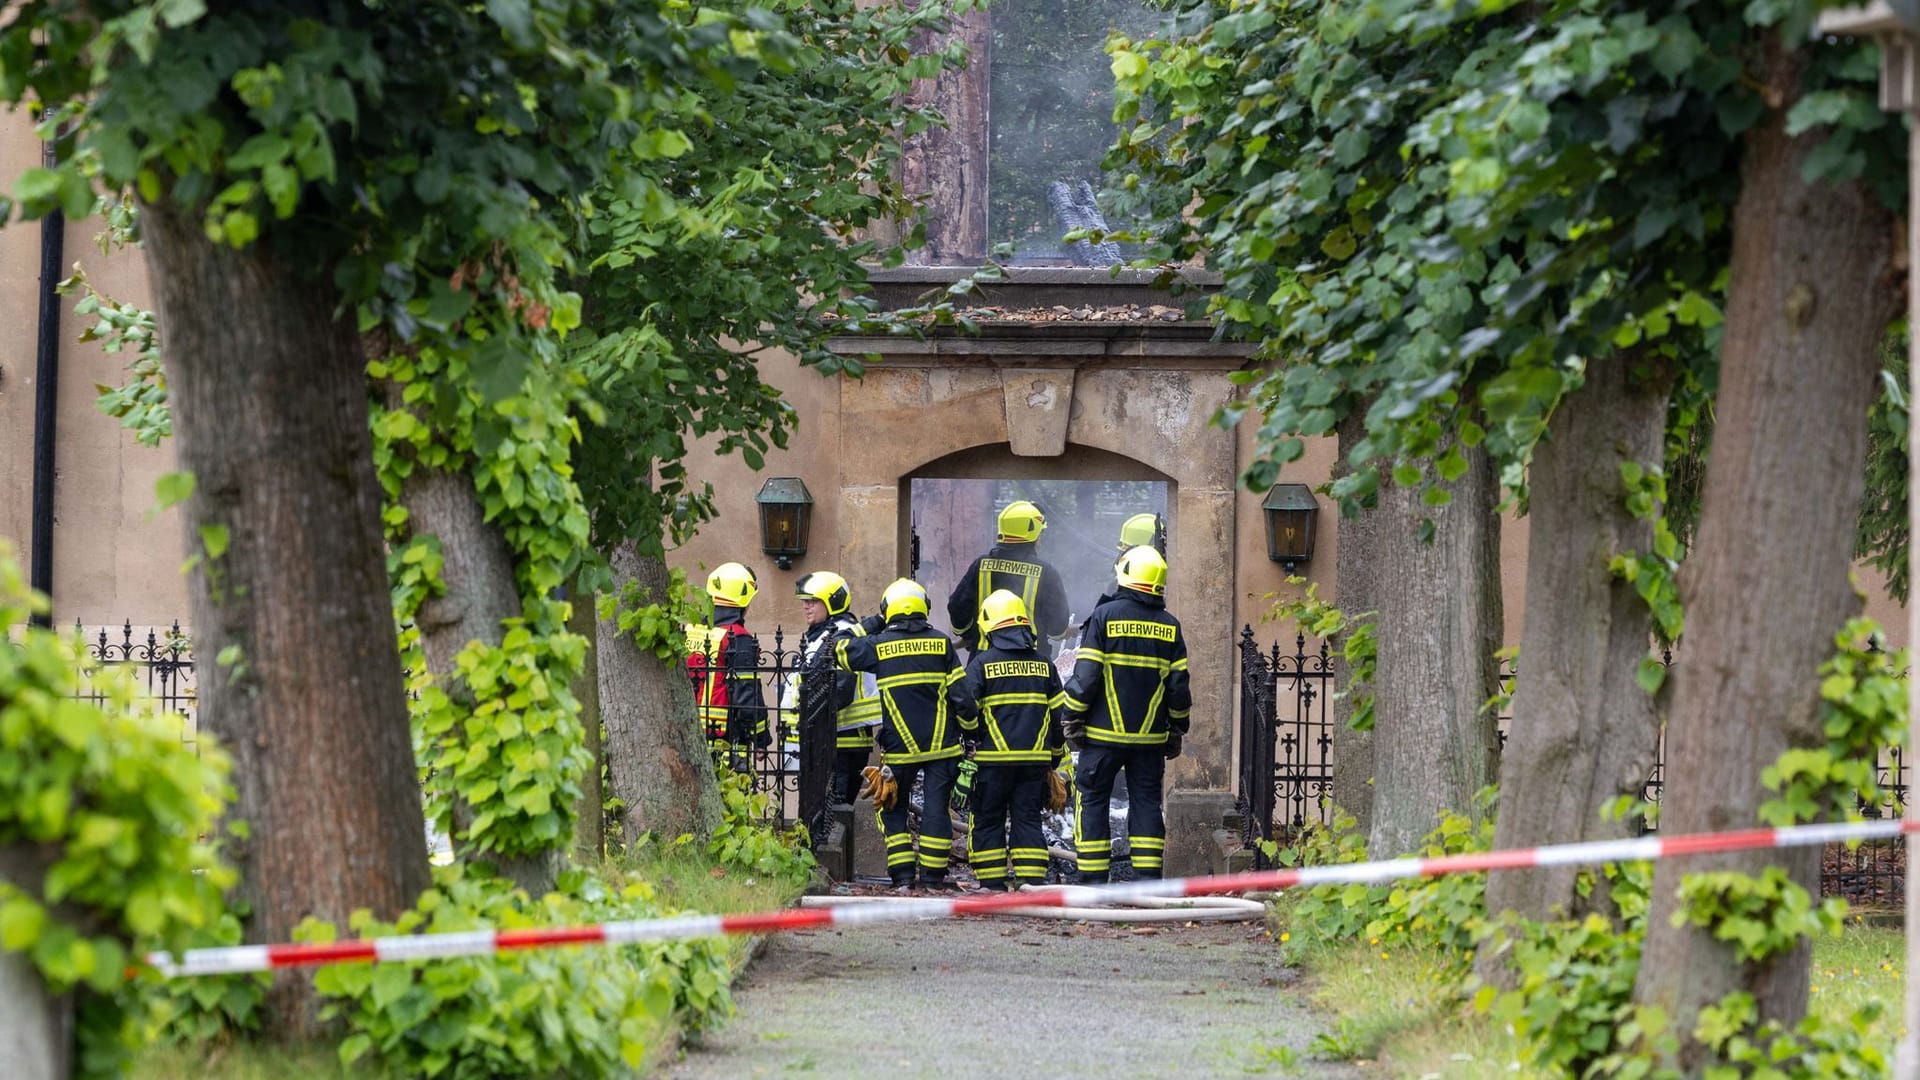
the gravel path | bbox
[663,913,1361,1079]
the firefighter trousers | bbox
[877,758,958,885]
[830,746,872,806]
[1072,743,1165,883]
[968,764,1050,889]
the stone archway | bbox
[903,443,1175,644]
[824,348,1245,871]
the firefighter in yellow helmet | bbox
[784,571,881,807]
[1082,512,1166,628]
[684,563,769,766]
[1062,546,1189,882]
[946,499,1069,657]
[836,578,967,890]
[948,590,1066,890]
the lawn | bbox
[1289,924,1906,1078]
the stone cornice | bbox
[827,321,1256,368]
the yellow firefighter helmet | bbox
[706,562,758,608]
[794,571,852,616]
[1115,545,1167,597]
[981,589,1031,633]
[881,578,931,621]
[996,500,1047,544]
[1117,513,1159,553]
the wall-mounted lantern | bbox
[755,477,814,571]
[1262,482,1319,575]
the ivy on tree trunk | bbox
[597,542,723,844]
[1630,36,1898,1056]
[141,202,430,1038]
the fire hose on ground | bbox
[799,886,1268,922]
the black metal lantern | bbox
[755,477,814,571]
[1262,482,1319,575]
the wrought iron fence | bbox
[64,619,840,834]
[1236,627,1910,904]
[685,624,841,833]
[72,621,199,749]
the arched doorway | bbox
[904,444,1173,644]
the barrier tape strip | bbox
[148,817,1916,978]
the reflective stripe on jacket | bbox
[684,612,765,743]
[950,625,1066,765]
[836,615,964,764]
[946,543,1069,650]
[1062,592,1190,746]
[787,616,880,749]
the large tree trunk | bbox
[0,954,65,1080]
[141,206,430,1037]
[899,7,989,263]
[0,858,67,1080]
[401,461,561,895]
[1631,38,1896,1061]
[1329,409,1380,834]
[597,541,723,844]
[1367,436,1504,858]
[567,571,605,863]
[1483,357,1671,932]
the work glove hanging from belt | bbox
[859,765,898,810]
[1162,734,1183,761]
[1046,769,1070,813]
[950,756,978,814]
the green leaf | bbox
[339,1033,373,1065]
[485,0,534,43]
[227,133,290,171]
[1635,656,1667,695]
[0,895,46,951]
[199,523,230,559]
[155,0,207,27]
[155,471,196,510]
[13,167,59,205]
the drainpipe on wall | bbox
[28,135,64,628]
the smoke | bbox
[909,478,1170,641]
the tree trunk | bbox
[597,541,723,844]
[1329,409,1380,834]
[140,205,430,1038]
[899,6,989,263]
[1632,38,1897,1060]
[1367,435,1504,858]
[567,571,605,863]
[1483,357,1671,933]
[0,936,67,1080]
[401,460,560,895]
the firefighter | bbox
[784,571,880,805]
[837,578,966,890]
[946,499,1069,656]
[1083,512,1165,625]
[1062,545,1190,882]
[949,590,1065,891]
[684,563,769,766]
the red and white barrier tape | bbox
[148,818,1916,978]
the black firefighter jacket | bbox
[950,625,1067,766]
[835,615,964,765]
[946,542,1070,651]
[1062,592,1191,747]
